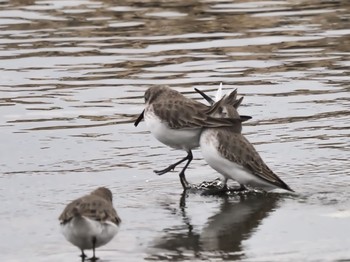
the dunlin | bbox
[135,86,251,189]
[59,187,121,261]
[199,93,293,192]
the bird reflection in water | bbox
[147,191,283,261]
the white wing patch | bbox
[215,82,223,102]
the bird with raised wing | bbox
[135,86,251,189]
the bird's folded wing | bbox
[218,132,282,184]
[59,196,121,225]
[153,100,243,129]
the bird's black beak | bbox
[194,88,215,105]
[240,115,252,122]
[134,110,144,127]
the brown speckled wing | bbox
[152,99,242,129]
[217,129,290,189]
[59,195,121,226]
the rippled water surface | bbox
[0,0,349,261]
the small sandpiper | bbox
[135,86,251,189]
[59,187,121,261]
[199,92,293,192]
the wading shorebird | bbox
[135,86,251,189]
[197,91,293,192]
[59,187,121,261]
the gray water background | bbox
[0,0,349,261]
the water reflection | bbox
[147,193,282,261]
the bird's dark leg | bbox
[80,250,86,261]
[154,151,192,176]
[222,178,228,190]
[89,237,98,261]
[178,151,193,190]
[238,184,247,191]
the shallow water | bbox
[0,0,349,261]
